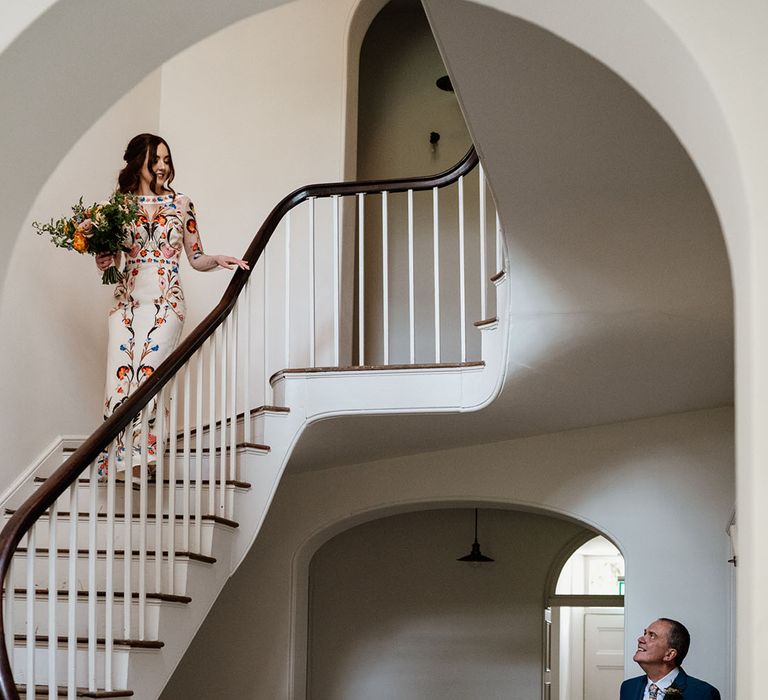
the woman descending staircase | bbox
[0,148,509,698]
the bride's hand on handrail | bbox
[213,255,249,271]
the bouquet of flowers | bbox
[33,191,139,284]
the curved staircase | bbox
[0,149,508,698]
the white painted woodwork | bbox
[583,612,625,700]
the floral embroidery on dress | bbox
[99,193,202,476]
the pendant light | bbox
[457,508,494,563]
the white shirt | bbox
[643,668,680,699]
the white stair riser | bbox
[59,451,239,485]
[8,553,198,596]
[44,482,241,518]
[10,595,169,639]
[11,643,131,689]
[9,519,230,557]
[177,413,283,445]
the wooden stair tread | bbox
[13,547,215,564]
[17,685,133,697]
[490,269,506,283]
[11,588,190,604]
[270,361,485,384]
[5,509,239,529]
[185,406,289,439]
[14,634,163,649]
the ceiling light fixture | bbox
[457,508,495,563]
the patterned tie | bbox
[648,683,660,699]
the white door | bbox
[583,612,624,700]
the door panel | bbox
[583,612,624,700]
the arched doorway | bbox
[546,535,625,700]
[304,507,615,699]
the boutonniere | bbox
[665,687,683,698]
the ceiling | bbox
[287,1,732,473]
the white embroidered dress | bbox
[99,192,203,475]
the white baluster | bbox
[68,478,79,696]
[182,365,191,553]
[284,213,291,370]
[496,209,502,274]
[122,426,134,641]
[219,320,228,515]
[105,442,116,691]
[382,191,389,365]
[167,377,178,595]
[479,163,487,320]
[263,250,269,406]
[357,193,365,366]
[230,312,238,498]
[88,460,98,689]
[333,195,340,366]
[308,197,316,368]
[433,187,441,363]
[243,279,252,445]
[4,559,13,677]
[48,500,57,697]
[195,355,204,552]
[138,409,149,641]
[155,386,166,591]
[25,523,35,699]
[408,188,415,364]
[208,332,218,519]
[458,175,467,362]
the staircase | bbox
[0,149,509,698]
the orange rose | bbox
[73,230,88,253]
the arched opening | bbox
[304,506,611,699]
[1,2,749,697]
[546,535,625,700]
[353,0,483,364]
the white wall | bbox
[421,2,757,690]
[0,0,55,53]
[0,0,296,289]
[160,406,733,699]
[307,508,588,700]
[0,1,762,694]
[0,71,161,487]
[0,0,363,495]
[156,0,356,335]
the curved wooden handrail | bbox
[0,145,478,697]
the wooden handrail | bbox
[0,145,478,697]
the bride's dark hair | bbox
[118,133,176,195]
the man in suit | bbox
[619,618,720,699]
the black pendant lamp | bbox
[457,508,494,563]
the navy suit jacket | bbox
[619,668,721,700]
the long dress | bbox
[98,192,203,476]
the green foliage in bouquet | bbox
[34,191,139,284]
